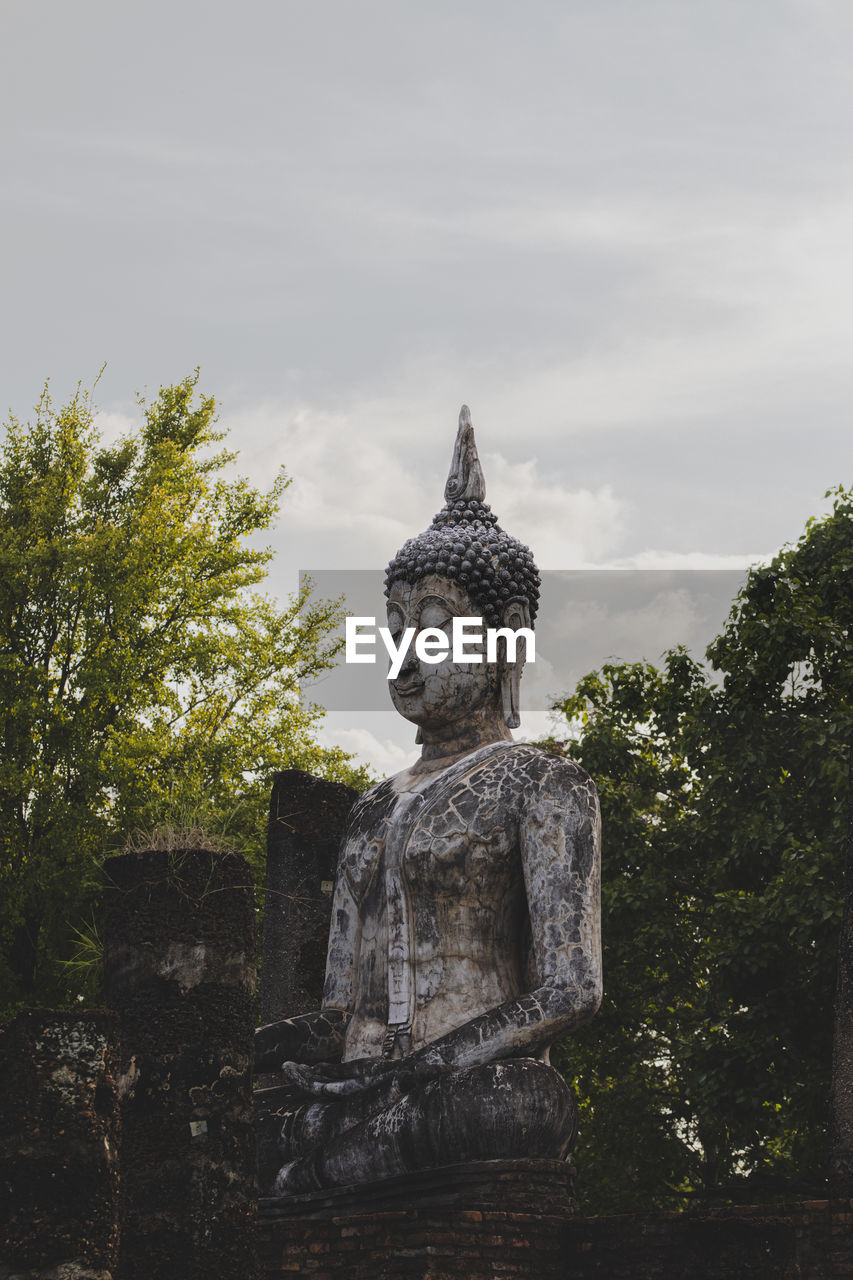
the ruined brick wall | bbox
[261,769,357,1026]
[0,1009,120,1279]
[258,1207,571,1279]
[258,1199,853,1280]
[103,847,258,1280]
[560,1200,853,1278]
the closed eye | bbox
[386,607,405,641]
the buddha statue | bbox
[255,407,602,1195]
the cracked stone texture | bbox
[256,416,602,1196]
[332,741,600,1061]
[257,733,602,1195]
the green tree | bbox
[549,486,853,1212]
[0,374,370,1013]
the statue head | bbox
[384,407,540,743]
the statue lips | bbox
[392,675,425,697]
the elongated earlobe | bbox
[499,599,531,731]
[501,665,521,729]
[415,727,423,744]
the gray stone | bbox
[258,1157,576,1219]
[261,769,359,1026]
[256,408,602,1196]
[0,1010,120,1279]
[103,847,258,1280]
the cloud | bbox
[604,550,771,570]
[319,709,573,779]
[92,409,136,442]
[318,719,419,778]
[539,577,745,688]
[228,399,631,575]
[229,402,434,564]
[484,453,625,567]
[553,589,701,659]
[516,709,565,744]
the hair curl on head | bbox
[383,408,540,629]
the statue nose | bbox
[398,643,419,677]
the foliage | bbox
[0,374,371,1014]
[548,487,853,1212]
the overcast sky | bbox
[3,1,851,772]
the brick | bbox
[103,847,258,1280]
[259,1197,853,1279]
[0,1010,120,1275]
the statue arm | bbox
[255,1007,350,1071]
[413,759,603,1072]
[255,862,358,1071]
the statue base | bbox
[257,1158,575,1278]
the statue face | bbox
[386,575,501,730]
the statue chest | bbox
[344,780,528,1051]
[342,780,520,906]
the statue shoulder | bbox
[342,774,397,841]
[499,742,599,815]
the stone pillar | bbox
[102,847,257,1280]
[261,769,357,1022]
[0,1009,120,1279]
[256,771,357,1191]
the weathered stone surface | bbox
[256,410,602,1199]
[102,847,257,1280]
[262,769,357,1025]
[257,1199,853,1280]
[258,1208,572,1280]
[384,404,541,645]
[255,1083,304,1199]
[258,1158,575,1220]
[0,1010,119,1279]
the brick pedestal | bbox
[258,1207,570,1279]
[258,1159,574,1279]
[258,1176,853,1279]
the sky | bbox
[2,1,851,774]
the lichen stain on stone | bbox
[116,1054,140,1099]
[158,941,208,990]
[48,1063,80,1105]
[35,1023,110,1108]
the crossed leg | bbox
[275,1058,576,1195]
